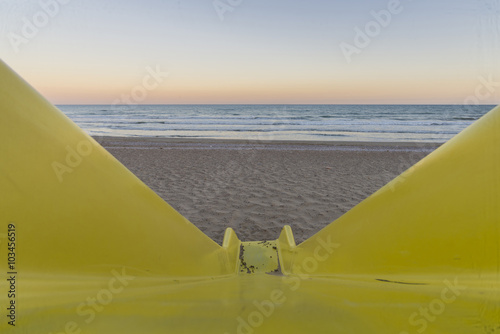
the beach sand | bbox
[99,137,440,245]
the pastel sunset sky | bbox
[1,0,499,104]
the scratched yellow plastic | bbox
[0,59,499,333]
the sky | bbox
[0,0,499,104]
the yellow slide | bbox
[0,59,498,333]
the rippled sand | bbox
[100,137,438,244]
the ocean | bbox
[57,104,495,143]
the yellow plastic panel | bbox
[295,105,500,277]
[0,59,227,277]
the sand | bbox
[98,137,440,245]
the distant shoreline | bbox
[96,136,442,152]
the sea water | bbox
[57,104,494,143]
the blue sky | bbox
[0,0,499,104]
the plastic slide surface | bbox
[0,59,499,333]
